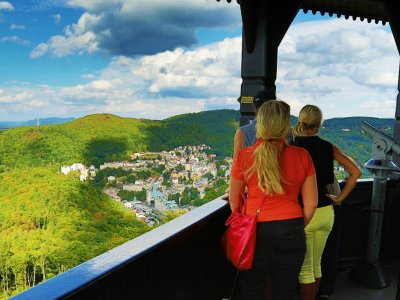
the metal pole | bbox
[366,177,387,263]
[349,168,391,289]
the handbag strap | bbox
[241,193,268,220]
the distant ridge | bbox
[0,117,75,129]
[323,116,394,129]
[1,113,395,129]
[0,110,396,168]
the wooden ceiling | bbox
[301,0,390,24]
[218,0,394,24]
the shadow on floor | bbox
[331,262,399,300]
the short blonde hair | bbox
[247,100,290,194]
[292,105,322,137]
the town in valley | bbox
[61,145,232,226]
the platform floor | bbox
[329,262,398,300]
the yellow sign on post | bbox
[240,96,254,104]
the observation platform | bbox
[11,179,400,300]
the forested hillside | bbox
[322,117,394,129]
[0,110,396,298]
[154,109,240,156]
[319,117,395,169]
[0,114,153,169]
[2,111,393,171]
[0,167,149,298]
[0,111,240,298]
[0,111,240,169]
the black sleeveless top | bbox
[290,136,334,207]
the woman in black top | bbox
[291,105,362,300]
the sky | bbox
[0,0,398,122]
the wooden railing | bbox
[11,179,400,300]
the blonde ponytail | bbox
[292,105,322,137]
[247,100,290,195]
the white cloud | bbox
[81,73,95,79]
[134,38,242,97]
[0,94,13,104]
[280,19,395,66]
[3,17,399,121]
[277,18,398,118]
[0,89,48,111]
[30,30,98,58]
[350,69,397,87]
[31,0,240,58]
[101,99,207,119]
[30,43,49,58]
[10,24,25,30]
[1,35,30,45]
[360,99,396,117]
[52,13,61,24]
[0,35,242,120]
[88,79,114,90]
[15,91,34,101]
[66,0,122,12]
[0,1,13,10]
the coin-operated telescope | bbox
[361,121,400,174]
[349,121,400,289]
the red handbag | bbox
[221,193,267,270]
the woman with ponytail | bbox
[291,105,361,300]
[229,100,318,300]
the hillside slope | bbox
[0,114,155,168]
[319,117,395,166]
[0,110,240,297]
[0,110,396,171]
[0,111,240,169]
[0,167,149,298]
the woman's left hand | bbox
[326,193,342,204]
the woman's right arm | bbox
[233,128,243,160]
[229,177,246,211]
[229,150,246,211]
[329,145,362,203]
[223,128,244,196]
[301,173,318,226]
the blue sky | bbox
[0,0,398,121]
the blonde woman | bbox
[229,100,317,300]
[291,105,362,300]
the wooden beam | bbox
[387,0,400,54]
[238,0,303,125]
[386,2,400,158]
[239,0,257,53]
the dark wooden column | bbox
[396,64,400,142]
[238,0,303,125]
[388,1,400,162]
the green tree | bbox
[168,193,180,203]
[0,167,149,297]
[180,187,199,206]
[202,172,214,181]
